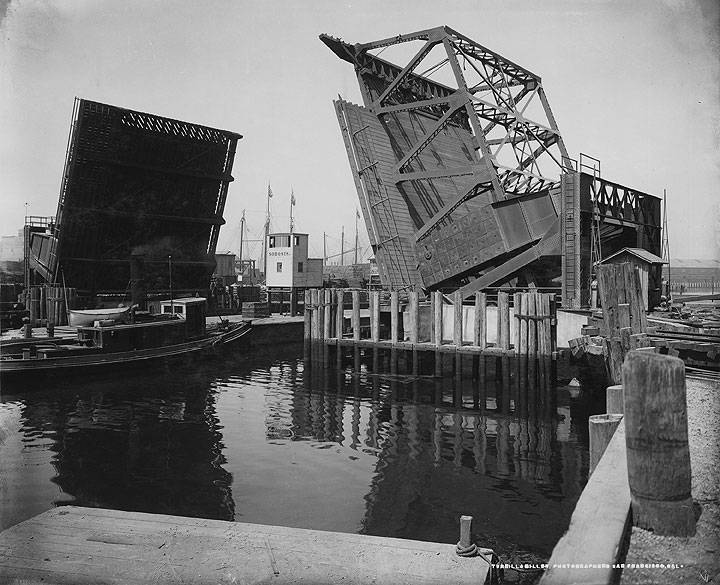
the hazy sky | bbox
[1,0,718,262]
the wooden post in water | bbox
[623,351,696,536]
[317,289,325,341]
[433,291,443,347]
[527,293,537,357]
[335,289,344,339]
[606,384,624,414]
[390,291,399,345]
[519,293,528,356]
[304,290,312,342]
[589,414,623,475]
[453,290,463,347]
[370,290,380,343]
[513,293,521,351]
[351,290,360,341]
[408,290,419,344]
[497,291,509,351]
[474,292,486,350]
[323,289,331,339]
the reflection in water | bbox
[0,342,592,560]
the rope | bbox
[455,541,478,557]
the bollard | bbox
[623,351,695,536]
[589,414,623,475]
[456,515,477,557]
[23,317,32,339]
[605,384,624,415]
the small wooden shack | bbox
[600,248,666,310]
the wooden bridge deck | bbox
[0,506,490,585]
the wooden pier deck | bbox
[0,506,491,585]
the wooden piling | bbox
[589,414,623,475]
[304,290,312,342]
[606,385,624,415]
[433,291,443,347]
[370,291,380,343]
[317,290,325,340]
[497,291,509,350]
[513,293,521,351]
[474,292,486,350]
[323,289,331,339]
[336,289,344,339]
[527,293,537,357]
[351,290,360,341]
[390,291,399,345]
[623,351,695,536]
[453,290,463,347]
[519,293,528,356]
[408,290,419,344]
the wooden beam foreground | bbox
[0,506,490,585]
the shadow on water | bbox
[0,341,597,561]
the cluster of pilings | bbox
[26,284,77,326]
[303,288,557,359]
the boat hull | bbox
[0,323,251,378]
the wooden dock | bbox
[304,288,558,359]
[0,506,491,585]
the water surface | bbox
[0,342,593,561]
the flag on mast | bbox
[291,189,296,206]
[267,184,273,198]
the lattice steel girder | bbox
[322,27,570,291]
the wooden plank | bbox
[540,421,630,585]
[474,292,486,350]
[0,506,489,585]
[453,290,463,347]
[617,303,631,331]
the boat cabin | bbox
[159,297,207,337]
[76,298,208,352]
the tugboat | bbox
[0,297,251,379]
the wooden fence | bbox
[304,289,557,358]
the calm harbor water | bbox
[0,342,596,561]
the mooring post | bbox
[606,384,624,414]
[474,292,486,350]
[433,290,443,347]
[408,290,419,344]
[453,290,463,347]
[351,290,360,341]
[371,290,380,343]
[589,414,623,475]
[497,291,509,351]
[623,351,695,536]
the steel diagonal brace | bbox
[394,94,468,172]
[414,166,493,242]
[374,34,444,108]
